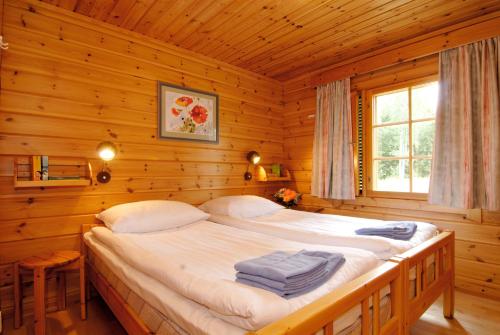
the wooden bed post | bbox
[443,231,455,319]
[390,256,410,335]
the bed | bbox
[81,200,405,335]
[82,201,452,335]
[199,196,455,334]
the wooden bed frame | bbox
[81,224,454,335]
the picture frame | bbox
[158,82,219,143]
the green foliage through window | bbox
[372,82,438,193]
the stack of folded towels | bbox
[235,250,345,299]
[355,221,417,240]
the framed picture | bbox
[158,82,219,143]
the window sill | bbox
[364,190,428,201]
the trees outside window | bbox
[371,82,438,193]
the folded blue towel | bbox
[355,222,417,240]
[234,250,330,283]
[237,254,345,298]
[235,251,345,299]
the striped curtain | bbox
[429,36,500,210]
[311,78,355,200]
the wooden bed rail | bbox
[249,259,405,335]
[390,231,455,335]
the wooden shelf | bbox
[255,165,291,182]
[14,156,93,188]
[14,179,91,188]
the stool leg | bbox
[33,266,46,335]
[13,263,22,328]
[79,256,87,320]
[57,272,67,311]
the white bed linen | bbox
[90,221,380,331]
[208,209,438,260]
[85,233,245,335]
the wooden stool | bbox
[13,250,87,335]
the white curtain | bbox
[429,36,500,210]
[311,78,355,200]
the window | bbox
[371,81,438,194]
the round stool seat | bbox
[19,250,81,270]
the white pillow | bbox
[199,195,283,218]
[96,200,209,233]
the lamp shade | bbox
[97,141,117,161]
[246,151,261,164]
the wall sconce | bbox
[96,141,117,183]
[244,151,261,180]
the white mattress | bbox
[85,233,244,335]
[88,221,382,332]
[208,209,438,260]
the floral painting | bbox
[158,82,219,143]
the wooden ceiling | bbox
[40,0,500,80]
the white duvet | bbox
[90,221,379,331]
[208,209,438,260]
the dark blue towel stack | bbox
[235,250,345,299]
[355,222,418,240]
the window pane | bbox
[373,159,410,192]
[374,124,409,157]
[412,121,435,156]
[413,159,432,193]
[412,82,438,120]
[374,90,408,124]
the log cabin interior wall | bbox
[0,0,284,314]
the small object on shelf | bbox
[48,176,82,180]
[271,163,281,177]
[41,155,49,181]
[255,165,291,182]
[32,155,41,181]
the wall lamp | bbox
[244,151,261,180]
[96,141,117,183]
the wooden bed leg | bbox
[80,256,87,320]
[57,272,67,311]
[443,232,455,319]
[390,256,409,335]
[13,262,22,329]
[443,283,455,318]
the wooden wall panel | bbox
[283,54,500,299]
[0,0,285,315]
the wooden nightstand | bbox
[13,250,87,335]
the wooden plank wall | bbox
[283,52,500,299]
[0,0,284,314]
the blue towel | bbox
[235,251,345,299]
[355,222,417,240]
[234,250,329,283]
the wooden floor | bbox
[4,290,500,334]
